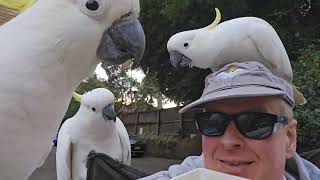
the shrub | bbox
[292,42,320,152]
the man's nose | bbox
[221,122,245,150]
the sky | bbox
[95,63,177,109]
[95,63,145,82]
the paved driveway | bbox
[28,146,182,180]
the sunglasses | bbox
[195,112,288,140]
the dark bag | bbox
[86,151,150,180]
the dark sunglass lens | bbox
[236,112,275,139]
[196,113,229,136]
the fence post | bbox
[180,113,184,137]
[193,111,197,134]
[156,109,161,135]
[134,112,140,135]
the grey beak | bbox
[97,16,145,66]
[102,104,116,122]
[169,50,192,68]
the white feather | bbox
[0,0,139,179]
[115,117,131,165]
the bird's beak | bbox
[102,104,116,122]
[97,16,145,67]
[169,50,192,68]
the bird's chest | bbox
[73,134,122,156]
[71,133,123,179]
[74,136,122,154]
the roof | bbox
[0,4,18,26]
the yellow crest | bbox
[72,92,82,103]
[207,8,221,30]
[0,0,37,11]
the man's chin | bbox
[207,163,255,179]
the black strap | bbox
[86,151,150,180]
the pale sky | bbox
[95,63,145,82]
[95,63,176,109]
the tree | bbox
[292,42,320,152]
[136,73,170,110]
[102,64,140,108]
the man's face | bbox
[202,96,297,180]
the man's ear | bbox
[286,119,297,159]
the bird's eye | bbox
[80,0,107,19]
[184,43,189,47]
[86,0,99,11]
[92,107,96,111]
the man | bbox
[139,61,320,180]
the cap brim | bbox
[179,86,287,113]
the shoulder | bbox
[286,153,320,180]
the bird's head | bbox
[0,0,145,67]
[167,8,221,69]
[69,0,145,67]
[73,88,117,123]
[91,0,146,66]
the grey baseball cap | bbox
[179,61,294,113]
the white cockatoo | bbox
[167,8,305,105]
[56,88,130,180]
[0,0,144,179]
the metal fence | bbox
[119,107,199,136]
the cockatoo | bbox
[167,8,305,105]
[0,0,144,179]
[56,88,130,180]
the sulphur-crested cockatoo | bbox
[56,88,130,180]
[0,0,144,179]
[167,8,305,105]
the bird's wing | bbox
[247,21,293,82]
[115,117,131,165]
[56,120,73,180]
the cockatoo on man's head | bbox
[167,8,305,105]
[0,0,144,179]
[56,88,130,180]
